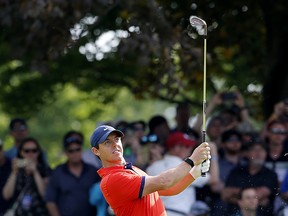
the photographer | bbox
[195,91,254,134]
[141,133,165,169]
[260,99,288,145]
[266,99,288,123]
[2,137,51,216]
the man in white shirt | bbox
[146,132,209,216]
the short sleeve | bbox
[101,171,143,208]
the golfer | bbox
[90,125,211,216]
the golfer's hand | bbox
[190,159,210,179]
[190,142,210,165]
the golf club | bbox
[189,16,208,177]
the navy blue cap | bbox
[90,125,124,147]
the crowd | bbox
[1,91,288,216]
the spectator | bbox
[206,116,225,149]
[202,91,254,133]
[146,132,206,216]
[141,133,165,169]
[279,169,288,215]
[222,141,278,216]
[241,131,261,154]
[5,118,29,160]
[232,187,259,216]
[148,115,171,146]
[219,130,246,177]
[2,137,51,216]
[45,131,100,216]
[264,120,288,183]
[265,99,288,127]
[128,120,147,140]
[0,139,12,215]
[208,129,246,216]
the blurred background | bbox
[0,0,287,166]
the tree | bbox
[0,0,287,119]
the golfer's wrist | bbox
[184,158,194,168]
[189,165,200,179]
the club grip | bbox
[201,131,207,177]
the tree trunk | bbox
[261,0,288,119]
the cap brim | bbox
[98,130,124,145]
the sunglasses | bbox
[67,147,81,153]
[12,125,27,132]
[270,128,287,135]
[22,148,38,153]
[226,137,241,142]
[141,134,159,144]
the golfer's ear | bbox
[91,147,100,156]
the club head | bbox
[189,16,207,36]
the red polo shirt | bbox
[98,163,166,216]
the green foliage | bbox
[0,85,172,167]
[1,0,288,166]
[0,0,288,118]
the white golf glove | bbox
[189,160,210,179]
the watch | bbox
[184,158,194,168]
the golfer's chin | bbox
[113,159,126,166]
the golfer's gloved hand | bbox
[189,159,210,179]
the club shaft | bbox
[189,15,208,177]
[202,35,207,134]
[201,35,207,177]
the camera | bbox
[221,92,237,101]
[140,134,159,145]
[16,159,28,168]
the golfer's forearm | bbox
[159,173,194,196]
[157,162,191,190]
